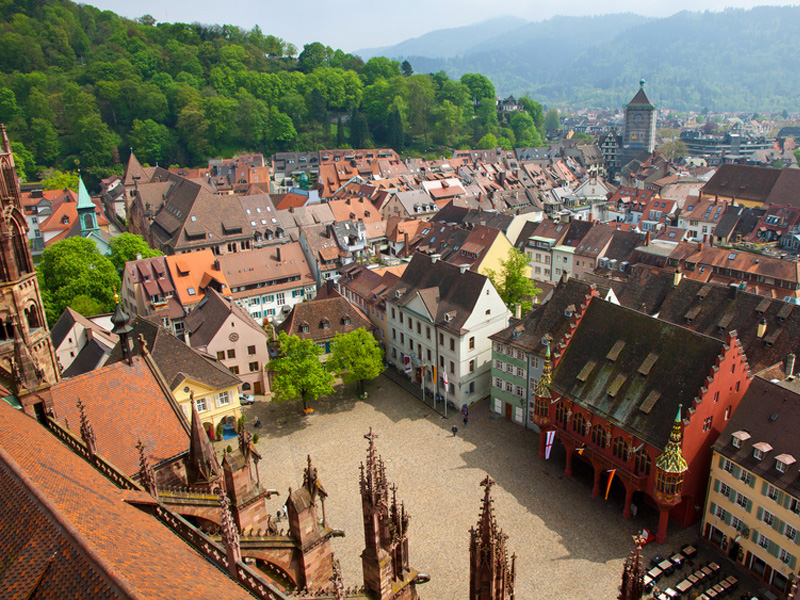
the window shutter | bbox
[710,501,718,516]
[784,494,792,510]
[746,498,753,513]
[791,554,797,570]
[723,511,732,526]
[768,539,780,558]
[777,490,785,505]
[758,506,764,521]
[719,454,726,469]
[776,518,786,535]
[714,479,721,493]
[732,464,742,479]
[762,481,769,496]
[748,475,756,489]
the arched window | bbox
[573,412,584,435]
[635,450,652,476]
[613,436,626,461]
[555,402,567,424]
[592,424,605,447]
[25,305,40,331]
[11,219,32,276]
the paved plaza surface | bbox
[245,375,703,599]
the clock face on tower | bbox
[633,113,643,125]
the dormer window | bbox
[731,430,750,449]
[776,454,796,473]
[342,316,351,326]
[753,442,773,460]
[300,324,309,333]
[321,319,330,330]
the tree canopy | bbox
[485,248,541,315]
[38,237,121,324]
[267,331,335,411]
[327,328,384,394]
[0,0,545,186]
[108,232,163,273]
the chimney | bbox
[673,269,682,287]
[757,318,767,339]
[728,282,739,299]
[787,354,796,379]
[403,232,409,258]
[644,231,651,246]
[514,303,522,319]
[136,252,143,261]
[276,246,281,262]
[561,270,570,284]
[696,241,702,252]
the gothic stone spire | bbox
[470,476,516,600]
[77,397,97,458]
[618,536,645,600]
[217,486,241,577]
[136,439,158,498]
[187,394,221,487]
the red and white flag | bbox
[544,430,556,460]
[404,356,412,374]
[443,371,449,390]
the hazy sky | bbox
[83,0,797,52]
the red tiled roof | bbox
[0,400,257,599]
[49,356,190,477]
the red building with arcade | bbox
[533,300,752,543]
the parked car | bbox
[239,393,255,405]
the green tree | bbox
[518,96,544,132]
[129,119,172,165]
[10,142,35,182]
[108,233,162,273]
[544,108,560,131]
[28,118,60,165]
[658,139,688,160]
[460,73,495,105]
[327,328,384,395]
[267,331,335,411]
[387,107,404,152]
[484,248,540,315]
[39,237,121,326]
[361,57,401,85]
[349,107,368,148]
[401,60,413,77]
[477,133,498,149]
[69,294,107,318]
[41,170,78,191]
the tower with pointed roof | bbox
[76,175,99,235]
[360,428,420,600]
[0,124,60,416]
[653,406,689,544]
[469,476,516,600]
[186,395,222,490]
[623,79,657,156]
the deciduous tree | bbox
[485,248,540,315]
[327,328,384,395]
[268,332,335,411]
[108,233,162,273]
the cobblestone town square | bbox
[247,375,691,599]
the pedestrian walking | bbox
[451,425,458,437]
[463,415,468,427]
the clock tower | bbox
[623,79,657,154]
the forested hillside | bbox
[374,7,800,112]
[0,0,545,185]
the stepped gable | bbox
[655,277,800,374]
[550,299,723,447]
[48,355,190,478]
[490,277,598,354]
[0,401,256,599]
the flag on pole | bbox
[576,443,586,455]
[604,469,616,500]
[443,371,449,390]
[544,430,556,460]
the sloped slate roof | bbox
[550,300,723,448]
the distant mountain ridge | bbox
[357,7,800,112]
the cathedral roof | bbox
[0,400,257,599]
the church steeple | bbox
[77,175,99,234]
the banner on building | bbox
[443,371,449,390]
[403,356,412,374]
[544,430,556,460]
[605,469,616,500]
